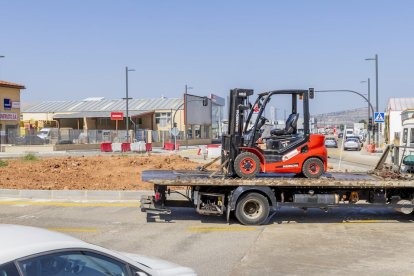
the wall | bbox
[0,87,21,133]
[389,110,402,144]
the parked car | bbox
[344,137,362,151]
[337,133,343,139]
[15,135,47,145]
[324,137,338,148]
[0,224,197,276]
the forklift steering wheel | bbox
[257,116,268,130]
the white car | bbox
[0,224,196,276]
[344,138,361,151]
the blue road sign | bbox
[374,112,385,123]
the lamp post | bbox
[184,84,193,149]
[365,54,379,146]
[124,66,135,142]
[0,55,4,80]
[361,78,371,144]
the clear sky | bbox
[1,0,413,114]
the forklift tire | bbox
[235,192,270,225]
[302,157,324,178]
[234,152,261,179]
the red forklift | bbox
[221,88,327,178]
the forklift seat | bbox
[270,113,299,136]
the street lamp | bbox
[361,79,372,144]
[124,66,135,142]
[365,54,379,146]
[184,84,193,148]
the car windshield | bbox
[39,131,49,134]
[346,138,358,142]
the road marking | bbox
[48,228,97,233]
[0,201,140,207]
[342,219,399,224]
[188,226,257,233]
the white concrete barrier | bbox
[111,142,122,152]
[131,141,146,152]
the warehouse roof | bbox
[0,80,25,89]
[23,97,183,113]
[387,98,414,112]
[52,110,154,119]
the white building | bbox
[386,98,414,144]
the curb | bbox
[0,189,153,201]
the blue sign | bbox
[374,112,385,123]
[3,99,11,110]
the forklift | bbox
[221,88,327,178]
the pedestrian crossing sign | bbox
[374,112,385,123]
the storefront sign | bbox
[110,112,124,120]
[0,112,18,121]
[12,101,20,109]
[3,99,11,110]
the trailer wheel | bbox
[235,192,269,225]
[234,152,261,179]
[302,157,324,178]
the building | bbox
[386,98,414,144]
[0,80,25,143]
[22,93,222,145]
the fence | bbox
[2,129,187,146]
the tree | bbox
[359,119,367,128]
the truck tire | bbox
[234,152,261,179]
[302,157,324,178]
[235,192,270,225]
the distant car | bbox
[347,135,364,147]
[0,224,196,276]
[338,133,343,139]
[15,135,46,145]
[344,138,361,151]
[324,137,338,148]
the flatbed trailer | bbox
[140,170,414,225]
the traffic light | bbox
[368,118,373,131]
[202,96,209,106]
[309,88,314,99]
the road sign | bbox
[374,112,385,123]
[110,112,124,121]
[170,127,180,137]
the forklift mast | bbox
[222,88,254,174]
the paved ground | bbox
[1,200,414,276]
[2,145,407,275]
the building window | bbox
[137,118,143,125]
[204,125,210,139]
[194,125,201,138]
[411,128,414,144]
[403,128,408,143]
[155,112,171,127]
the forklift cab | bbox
[243,90,312,153]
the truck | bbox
[141,88,414,225]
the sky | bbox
[1,0,414,115]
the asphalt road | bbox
[1,200,414,276]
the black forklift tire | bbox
[302,157,324,178]
[234,152,261,179]
[235,192,270,225]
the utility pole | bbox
[124,66,135,142]
[365,54,379,146]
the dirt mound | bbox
[0,155,198,190]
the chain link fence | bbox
[2,129,187,145]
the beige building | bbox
[0,80,25,143]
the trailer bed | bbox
[142,170,414,188]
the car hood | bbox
[120,252,197,276]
